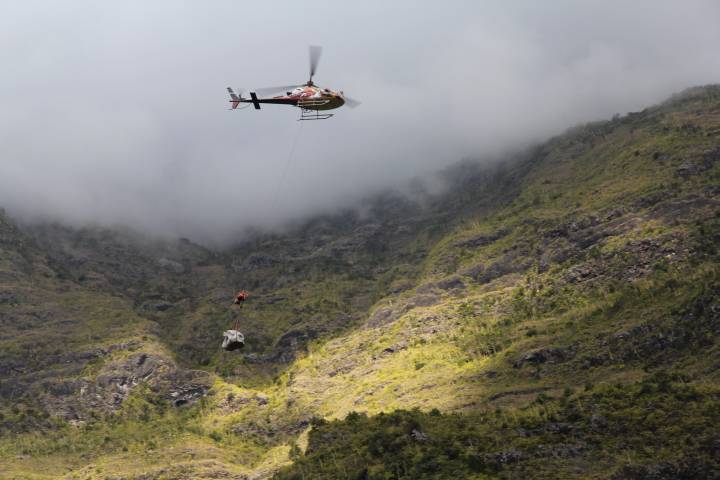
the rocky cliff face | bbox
[1,85,720,479]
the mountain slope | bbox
[1,85,719,479]
[272,86,720,478]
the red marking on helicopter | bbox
[227,46,360,120]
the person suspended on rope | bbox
[234,290,249,304]
[222,290,249,351]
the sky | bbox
[1,0,719,244]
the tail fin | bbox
[227,87,242,109]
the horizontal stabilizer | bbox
[249,92,261,110]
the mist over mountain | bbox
[2,1,720,243]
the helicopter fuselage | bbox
[230,85,345,112]
[284,85,345,110]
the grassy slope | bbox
[0,86,718,479]
[274,86,720,478]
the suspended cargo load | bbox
[222,329,245,351]
[222,290,250,352]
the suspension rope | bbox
[270,120,304,212]
[231,291,249,331]
[233,304,242,331]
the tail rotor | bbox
[227,87,244,109]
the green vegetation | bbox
[277,375,720,479]
[1,85,719,478]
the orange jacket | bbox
[233,290,250,304]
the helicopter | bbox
[227,46,360,120]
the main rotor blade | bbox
[343,95,361,108]
[254,84,303,96]
[309,45,322,79]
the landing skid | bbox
[298,108,334,121]
[297,98,334,120]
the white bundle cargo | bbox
[222,329,245,351]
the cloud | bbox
[1,0,719,243]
